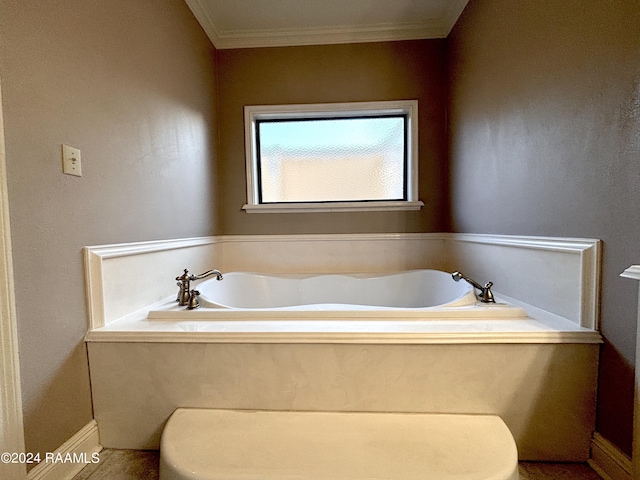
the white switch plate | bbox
[62,144,82,177]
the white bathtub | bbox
[144,269,529,322]
[198,269,476,309]
[84,235,602,461]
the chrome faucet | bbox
[176,268,223,307]
[451,271,495,303]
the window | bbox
[243,101,423,213]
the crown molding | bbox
[185,0,468,49]
[212,22,448,49]
[184,0,223,46]
[441,0,469,35]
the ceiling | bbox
[184,0,469,49]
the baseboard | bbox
[588,432,632,480]
[28,420,102,480]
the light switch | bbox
[62,144,82,177]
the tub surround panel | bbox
[84,237,221,329]
[447,234,600,329]
[218,234,449,275]
[84,233,600,330]
[88,341,598,461]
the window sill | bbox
[242,201,424,214]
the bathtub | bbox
[146,269,528,321]
[199,269,476,309]
[84,235,602,461]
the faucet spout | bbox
[192,269,223,281]
[452,271,483,291]
[451,271,496,303]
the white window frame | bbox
[242,100,423,213]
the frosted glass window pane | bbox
[258,116,405,203]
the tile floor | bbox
[72,449,604,479]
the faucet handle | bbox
[187,290,201,310]
[481,282,495,303]
[176,268,190,282]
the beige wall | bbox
[448,0,640,456]
[0,0,218,461]
[216,40,449,234]
[3,0,637,463]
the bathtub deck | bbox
[86,296,601,344]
